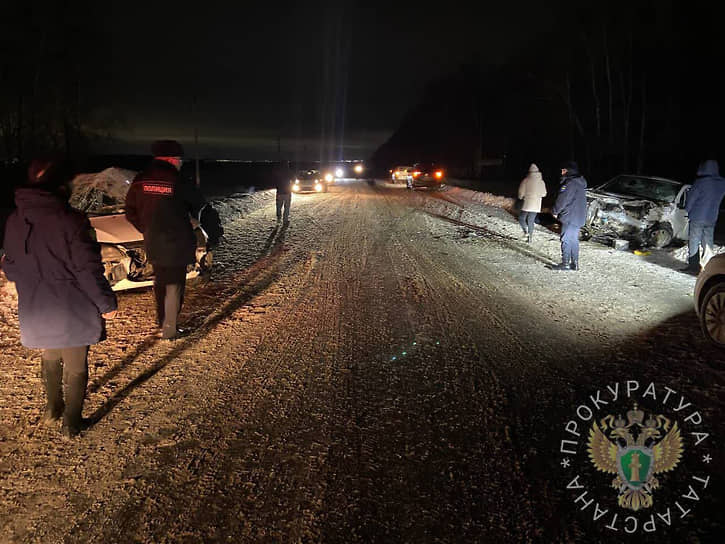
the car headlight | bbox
[354,164,363,174]
[315,183,322,191]
[325,173,333,182]
[293,184,300,191]
[335,168,344,177]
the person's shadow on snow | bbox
[86,223,293,427]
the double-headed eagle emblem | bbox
[588,403,684,511]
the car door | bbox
[671,184,691,240]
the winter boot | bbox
[681,254,700,275]
[41,358,64,425]
[550,262,572,271]
[61,372,88,439]
[527,232,534,244]
[570,260,579,271]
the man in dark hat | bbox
[125,140,206,339]
[551,161,588,271]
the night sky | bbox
[4,1,715,168]
[77,1,558,160]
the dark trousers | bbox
[276,193,291,222]
[153,265,187,337]
[41,346,89,426]
[688,221,715,268]
[560,222,581,264]
[518,211,537,234]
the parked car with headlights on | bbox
[391,166,413,184]
[695,252,725,347]
[350,162,367,179]
[408,163,445,190]
[582,175,690,248]
[293,170,328,193]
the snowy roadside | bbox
[415,183,697,277]
[380,181,700,346]
[443,179,725,265]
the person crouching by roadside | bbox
[0,157,118,438]
[517,163,547,243]
[550,161,588,271]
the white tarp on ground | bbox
[69,167,137,214]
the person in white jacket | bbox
[517,163,547,243]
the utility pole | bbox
[193,94,200,187]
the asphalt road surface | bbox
[1,180,723,543]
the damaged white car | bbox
[581,174,690,248]
[70,168,211,291]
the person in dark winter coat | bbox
[1,157,117,438]
[683,160,725,273]
[275,162,292,224]
[125,140,207,340]
[551,161,588,271]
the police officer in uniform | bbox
[551,161,588,271]
[125,140,218,339]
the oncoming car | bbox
[582,174,690,248]
[408,163,445,190]
[70,167,212,291]
[293,170,328,193]
[695,253,725,347]
[391,166,413,184]
[351,162,366,179]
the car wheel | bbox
[579,227,592,241]
[700,283,725,347]
[649,223,673,248]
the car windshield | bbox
[296,170,318,180]
[69,167,137,215]
[597,175,682,202]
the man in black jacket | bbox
[125,140,205,339]
[551,161,588,271]
[275,162,292,224]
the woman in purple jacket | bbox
[1,157,117,438]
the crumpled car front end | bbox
[91,214,210,291]
[583,176,689,249]
[584,195,669,246]
[583,191,687,248]
[72,167,212,291]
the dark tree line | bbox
[0,1,105,161]
[373,0,724,183]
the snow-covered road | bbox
[1,180,723,543]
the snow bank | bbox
[447,186,517,211]
[210,189,275,222]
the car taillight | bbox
[434,170,443,179]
